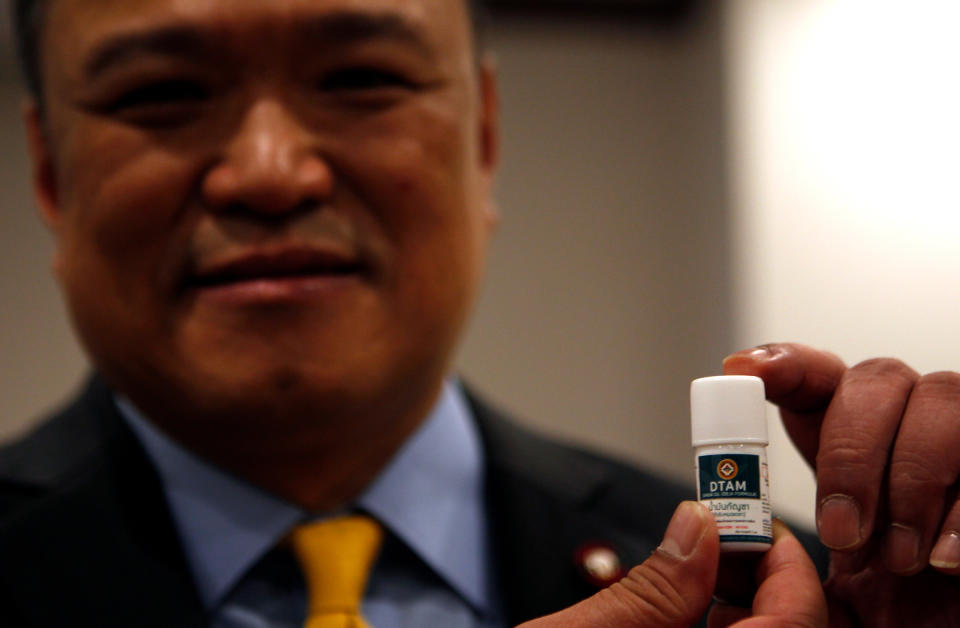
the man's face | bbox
[29,0,498,434]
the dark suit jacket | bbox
[0,376,825,626]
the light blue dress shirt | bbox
[118,381,504,627]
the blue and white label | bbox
[697,453,772,545]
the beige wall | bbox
[0,6,731,493]
[726,0,960,529]
[0,30,91,440]
[459,5,732,481]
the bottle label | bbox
[697,453,772,545]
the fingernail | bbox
[817,494,862,549]
[722,346,772,366]
[884,524,920,573]
[657,501,707,560]
[930,532,960,569]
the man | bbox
[1,0,957,625]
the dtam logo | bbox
[717,459,738,481]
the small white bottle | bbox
[691,375,772,552]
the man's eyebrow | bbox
[83,27,214,78]
[82,10,436,78]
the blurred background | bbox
[2,0,959,529]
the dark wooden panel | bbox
[484,0,697,18]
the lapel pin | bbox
[575,541,624,588]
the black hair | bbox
[11,0,46,100]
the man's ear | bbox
[23,100,65,276]
[23,100,61,233]
[478,57,500,232]
[478,56,500,175]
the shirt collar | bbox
[117,380,492,615]
[117,395,304,610]
[357,380,492,613]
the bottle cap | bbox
[691,375,768,446]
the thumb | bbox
[518,501,719,628]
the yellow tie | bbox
[287,515,383,628]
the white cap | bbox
[691,375,768,446]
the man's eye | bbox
[318,67,414,92]
[103,80,210,122]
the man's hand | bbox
[724,343,960,625]
[518,501,826,628]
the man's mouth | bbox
[187,247,367,303]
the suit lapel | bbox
[2,379,693,626]
[469,393,665,625]
[0,377,207,627]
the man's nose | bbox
[202,99,334,216]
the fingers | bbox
[930,506,960,574]
[707,604,749,628]
[884,371,960,574]
[726,344,960,577]
[516,501,719,628]
[722,344,846,412]
[708,520,827,628]
[751,520,827,623]
[722,343,846,465]
[814,358,918,552]
[723,345,921,555]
